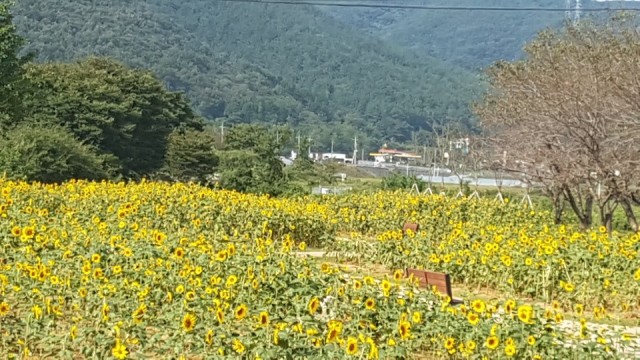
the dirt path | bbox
[296,251,327,258]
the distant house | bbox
[450,138,470,154]
[370,144,421,164]
[369,152,389,163]
[279,156,294,166]
[322,153,347,162]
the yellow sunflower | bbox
[308,297,320,315]
[467,312,480,326]
[444,337,455,350]
[216,308,224,324]
[364,298,376,311]
[345,337,358,356]
[505,344,516,357]
[412,311,422,324]
[485,336,499,350]
[112,340,128,360]
[181,313,196,332]
[398,320,411,340]
[258,311,269,327]
[11,226,21,237]
[205,329,214,345]
[132,303,147,324]
[234,304,248,320]
[0,302,9,316]
[471,299,486,313]
[327,327,340,343]
[517,305,534,324]
[232,339,245,354]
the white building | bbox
[322,153,347,162]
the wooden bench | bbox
[402,222,419,236]
[405,268,462,304]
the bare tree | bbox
[476,16,640,232]
[426,118,455,195]
[465,137,488,199]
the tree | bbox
[0,124,112,183]
[217,124,290,195]
[164,127,218,183]
[21,57,202,177]
[425,118,476,194]
[217,150,262,194]
[0,0,32,123]
[477,17,640,231]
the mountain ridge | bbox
[323,0,640,70]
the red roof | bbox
[378,148,402,154]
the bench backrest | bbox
[402,222,419,236]
[406,268,452,299]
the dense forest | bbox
[324,0,640,71]
[11,0,481,152]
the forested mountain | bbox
[12,0,481,151]
[324,0,640,71]
[13,1,312,126]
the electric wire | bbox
[212,0,640,12]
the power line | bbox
[213,0,640,12]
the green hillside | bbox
[13,0,315,126]
[12,0,481,151]
[324,0,639,71]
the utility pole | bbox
[434,148,439,177]
[423,145,427,166]
[331,138,334,154]
[566,0,580,22]
[412,131,417,154]
[352,135,358,164]
[308,136,312,158]
[220,120,225,144]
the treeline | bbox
[0,2,337,195]
[0,35,202,182]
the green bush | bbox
[164,128,218,183]
[0,124,112,183]
[381,172,426,191]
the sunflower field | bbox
[328,199,640,316]
[0,179,637,359]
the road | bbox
[351,162,525,188]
